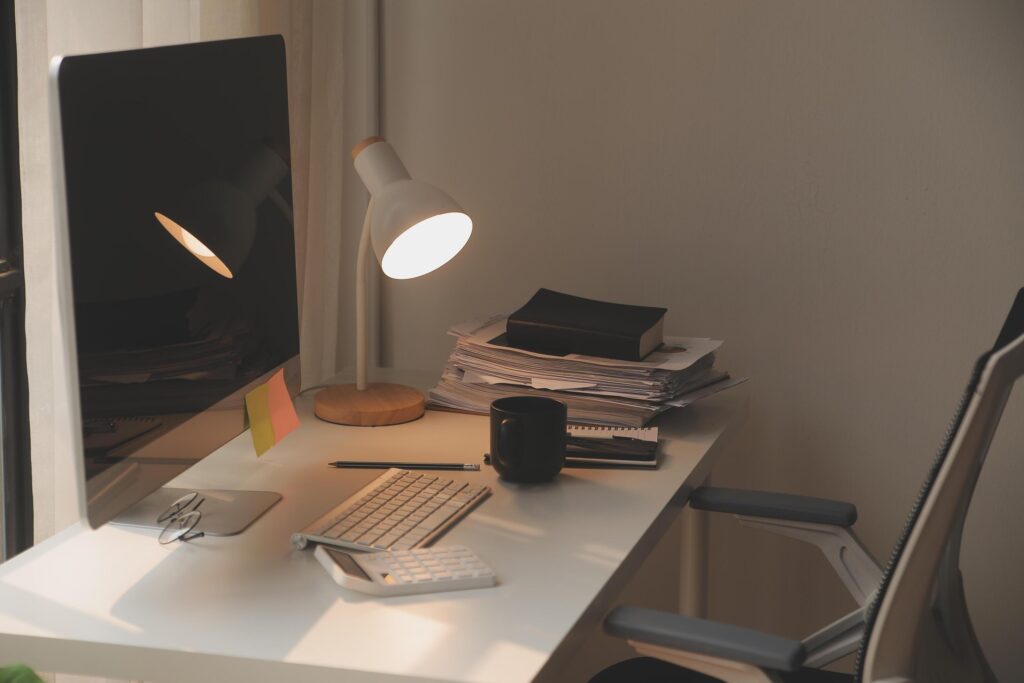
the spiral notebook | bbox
[565,425,659,469]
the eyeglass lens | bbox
[157,492,199,524]
[158,510,204,545]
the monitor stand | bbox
[112,488,282,536]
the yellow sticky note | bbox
[245,383,275,456]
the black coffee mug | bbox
[490,396,567,483]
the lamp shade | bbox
[155,179,256,279]
[353,137,472,280]
[371,180,472,279]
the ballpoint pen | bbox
[328,461,480,471]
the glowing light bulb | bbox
[181,229,215,257]
[380,212,472,279]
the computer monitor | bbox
[51,36,300,532]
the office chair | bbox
[593,289,1024,683]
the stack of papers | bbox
[428,316,746,427]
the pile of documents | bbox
[428,316,745,427]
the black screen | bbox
[56,36,300,526]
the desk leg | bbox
[680,496,709,618]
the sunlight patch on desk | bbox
[0,581,144,638]
[465,639,547,681]
[1,526,166,633]
[465,513,544,539]
[0,611,48,637]
[288,602,452,670]
[572,542,626,569]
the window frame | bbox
[0,0,34,559]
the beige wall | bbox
[341,1,1024,678]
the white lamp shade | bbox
[371,179,472,279]
[353,137,472,280]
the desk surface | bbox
[0,391,741,683]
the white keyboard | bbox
[315,544,497,596]
[292,468,490,552]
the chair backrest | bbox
[856,289,1024,683]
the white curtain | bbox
[14,0,344,550]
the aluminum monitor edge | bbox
[48,53,91,528]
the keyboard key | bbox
[325,525,347,539]
[358,531,383,545]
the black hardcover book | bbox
[506,289,667,361]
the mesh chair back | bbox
[855,289,1024,682]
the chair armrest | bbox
[604,606,806,672]
[689,487,858,527]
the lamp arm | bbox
[355,198,375,391]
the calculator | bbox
[314,544,497,596]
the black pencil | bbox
[328,461,480,471]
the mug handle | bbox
[499,417,523,466]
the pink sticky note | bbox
[266,368,300,443]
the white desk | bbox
[0,392,741,682]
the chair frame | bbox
[602,294,1024,683]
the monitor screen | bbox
[53,36,300,528]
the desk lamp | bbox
[313,137,472,426]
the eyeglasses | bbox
[157,492,206,545]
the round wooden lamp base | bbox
[313,383,426,426]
